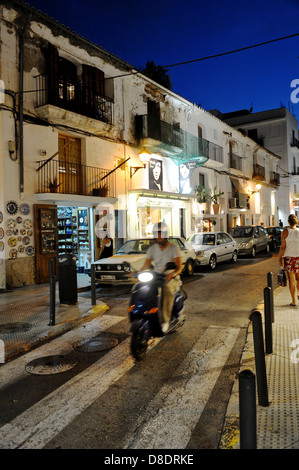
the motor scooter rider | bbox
[140,222,182,333]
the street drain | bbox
[25,355,78,375]
[0,322,32,334]
[72,336,119,352]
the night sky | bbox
[24,0,299,116]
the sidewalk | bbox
[0,274,109,361]
[1,277,299,449]
[220,285,299,449]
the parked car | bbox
[265,226,283,250]
[231,225,270,257]
[187,231,238,270]
[92,237,197,284]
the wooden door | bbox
[58,135,81,194]
[34,204,58,284]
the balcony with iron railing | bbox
[269,171,280,186]
[253,163,266,181]
[34,73,113,125]
[36,159,116,198]
[135,115,209,165]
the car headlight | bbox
[138,272,154,282]
[239,241,251,248]
[123,262,130,272]
[96,265,101,271]
[195,250,205,256]
[117,265,122,271]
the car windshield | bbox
[117,239,154,254]
[266,228,275,235]
[232,227,253,238]
[189,234,216,245]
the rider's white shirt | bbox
[146,242,180,273]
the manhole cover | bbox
[25,355,78,375]
[72,336,119,352]
[0,322,32,334]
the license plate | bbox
[100,275,116,280]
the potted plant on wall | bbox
[92,183,109,197]
[48,177,61,193]
[209,187,224,214]
[194,184,209,213]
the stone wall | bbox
[5,257,35,288]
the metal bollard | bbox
[49,259,56,326]
[267,272,274,322]
[249,310,269,407]
[239,369,257,449]
[264,287,273,354]
[91,264,96,306]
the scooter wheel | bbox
[131,332,148,361]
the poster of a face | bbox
[179,161,196,194]
[149,158,163,191]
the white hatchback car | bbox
[187,231,238,270]
[93,237,197,284]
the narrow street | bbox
[0,252,279,450]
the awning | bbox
[230,176,248,193]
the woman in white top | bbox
[278,214,299,306]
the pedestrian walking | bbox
[278,214,299,306]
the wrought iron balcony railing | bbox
[253,163,266,181]
[35,73,113,124]
[269,171,280,185]
[135,115,210,165]
[36,159,116,198]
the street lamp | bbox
[130,148,151,178]
[249,183,262,197]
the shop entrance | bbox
[137,207,174,238]
[57,206,93,273]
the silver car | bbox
[231,225,270,257]
[187,231,238,270]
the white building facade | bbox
[0,0,281,288]
[215,107,299,226]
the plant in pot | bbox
[194,184,210,213]
[48,177,61,193]
[194,184,209,203]
[209,187,224,214]
[92,183,109,197]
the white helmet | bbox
[152,222,169,239]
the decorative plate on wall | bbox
[20,203,30,215]
[0,211,3,223]
[23,236,30,245]
[8,237,17,247]
[6,201,18,215]
[9,249,17,259]
[23,219,32,229]
[0,241,4,252]
[26,246,34,256]
[7,219,16,229]
[16,216,22,224]
[0,228,4,239]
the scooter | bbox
[128,262,187,360]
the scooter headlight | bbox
[138,272,154,283]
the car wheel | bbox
[209,254,217,270]
[230,250,238,263]
[251,246,256,258]
[184,259,194,276]
[265,243,270,254]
